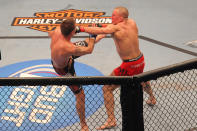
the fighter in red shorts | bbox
[75,6,156,130]
[113,53,145,76]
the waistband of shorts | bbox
[123,53,143,62]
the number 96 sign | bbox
[0,59,104,131]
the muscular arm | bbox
[84,24,118,35]
[71,38,95,56]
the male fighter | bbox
[76,6,156,130]
[49,18,102,131]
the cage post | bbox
[120,82,144,131]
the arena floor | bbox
[0,0,196,131]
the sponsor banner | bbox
[11,9,112,32]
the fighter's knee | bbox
[75,88,85,97]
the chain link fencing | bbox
[0,58,196,131]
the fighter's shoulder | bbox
[107,24,117,28]
[59,42,75,54]
[49,26,61,36]
[106,24,120,32]
[128,19,137,25]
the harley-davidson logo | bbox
[11,9,112,32]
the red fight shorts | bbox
[113,53,145,76]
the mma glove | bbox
[75,26,85,33]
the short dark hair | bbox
[60,18,75,37]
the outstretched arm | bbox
[76,24,118,35]
[83,24,117,34]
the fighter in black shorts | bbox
[49,17,104,131]
[51,40,89,94]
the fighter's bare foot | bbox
[96,121,116,130]
[146,97,156,106]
